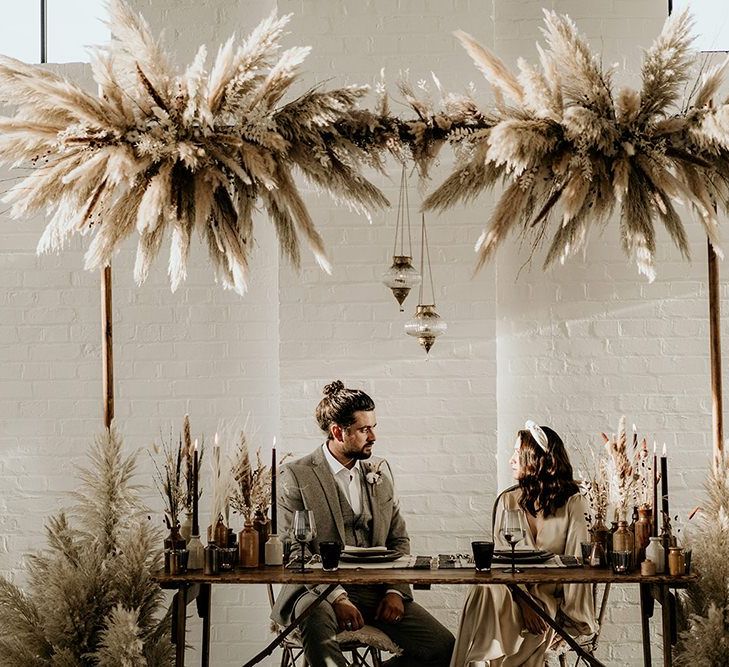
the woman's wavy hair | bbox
[516,426,579,517]
[315,380,375,440]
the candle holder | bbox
[187,534,204,570]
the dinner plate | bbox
[492,550,553,564]
[340,550,402,563]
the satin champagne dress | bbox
[450,490,596,667]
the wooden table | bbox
[154,566,695,667]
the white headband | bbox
[524,420,549,452]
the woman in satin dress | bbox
[451,423,596,667]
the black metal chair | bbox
[490,485,611,667]
[266,584,401,667]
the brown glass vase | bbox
[612,520,635,571]
[163,524,186,573]
[212,516,228,547]
[253,510,270,565]
[634,506,652,564]
[239,522,259,568]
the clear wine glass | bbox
[500,508,526,574]
[293,510,316,574]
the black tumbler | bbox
[471,541,495,572]
[319,541,342,571]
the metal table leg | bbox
[639,583,653,667]
[242,584,337,667]
[507,584,606,667]
[196,583,212,667]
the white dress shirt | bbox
[322,443,362,516]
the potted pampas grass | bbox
[0,429,173,666]
[675,455,729,665]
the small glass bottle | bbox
[213,516,228,548]
[164,525,186,573]
[612,520,635,572]
[265,534,284,566]
[668,547,685,576]
[239,522,259,568]
[203,542,219,575]
[646,536,665,574]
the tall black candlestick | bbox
[192,445,199,536]
[652,454,658,537]
[660,452,669,533]
[271,445,277,534]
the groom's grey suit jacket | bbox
[271,445,412,624]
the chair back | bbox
[491,484,518,536]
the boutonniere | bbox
[365,460,385,487]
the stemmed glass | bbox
[500,508,526,574]
[293,510,317,574]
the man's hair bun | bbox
[323,380,345,397]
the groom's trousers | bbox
[291,585,455,667]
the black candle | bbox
[192,440,199,536]
[652,449,658,537]
[660,444,669,533]
[271,438,277,535]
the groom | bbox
[272,380,454,666]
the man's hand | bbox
[517,597,548,635]
[375,592,405,624]
[332,596,365,632]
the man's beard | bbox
[347,444,374,460]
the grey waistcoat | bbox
[335,472,373,547]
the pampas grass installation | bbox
[0,1,390,294]
[0,429,173,666]
[0,2,726,288]
[0,0,490,294]
[426,9,729,281]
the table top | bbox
[154,565,696,588]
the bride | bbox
[451,422,596,666]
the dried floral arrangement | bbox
[230,430,291,524]
[424,10,729,281]
[578,416,652,528]
[149,414,205,529]
[209,437,235,529]
[602,417,651,520]
[149,428,185,530]
[675,454,729,665]
[578,451,610,531]
[0,429,173,666]
[0,3,720,291]
[0,0,486,295]
[230,432,266,524]
[180,414,204,514]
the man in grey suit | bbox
[271,380,455,666]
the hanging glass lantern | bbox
[382,163,421,311]
[405,304,447,353]
[405,214,447,354]
[382,256,421,310]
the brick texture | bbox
[0,1,720,665]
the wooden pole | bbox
[101,265,114,429]
[708,239,723,470]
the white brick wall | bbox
[0,0,721,665]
